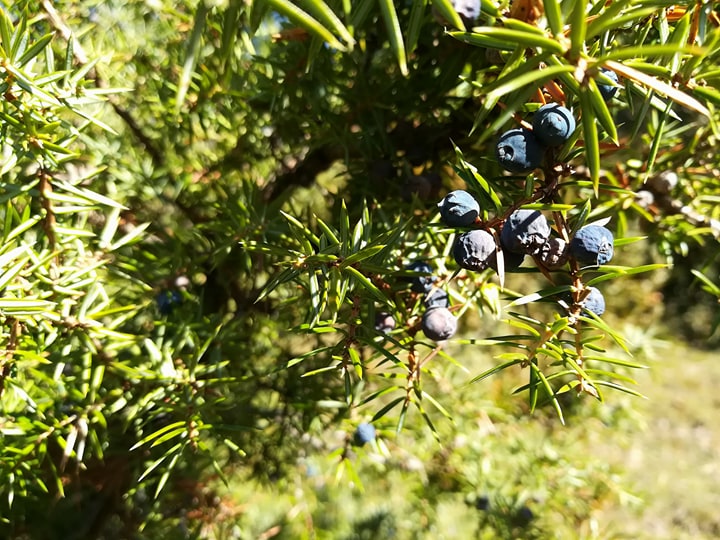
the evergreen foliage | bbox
[1,0,720,537]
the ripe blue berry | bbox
[582,287,606,316]
[496,128,545,173]
[156,289,182,315]
[532,103,576,146]
[374,312,396,334]
[437,190,480,227]
[422,307,458,341]
[453,229,496,271]
[569,225,614,265]
[500,209,551,256]
[424,288,450,309]
[353,423,376,446]
[405,261,437,293]
[597,68,619,101]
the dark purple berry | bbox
[422,307,458,341]
[496,128,546,173]
[453,230,496,271]
[538,237,569,269]
[516,506,534,526]
[437,190,480,227]
[646,171,678,196]
[569,225,614,265]
[500,209,551,256]
[532,103,576,146]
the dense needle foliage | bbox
[1,0,720,537]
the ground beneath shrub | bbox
[597,341,720,540]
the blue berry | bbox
[516,506,534,526]
[569,225,614,265]
[353,423,376,446]
[156,289,182,315]
[405,261,437,293]
[496,128,546,173]
[500,209,551,256]
[422,307,458,341]
[437,190,480,227]
[597,68,619,101]
[453,230,496,271]
[424,288,450,309]
[582,287,606,316]
[374,312,396,334]
[532,103,576,146]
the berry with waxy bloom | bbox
[597,68,619,101]
[532,103,576,146]
[496,128,546,173]
[421,307,458,341]
[353,423,376,446]
[437,190,480,227]
[569,225,614,265]
[453,230,496,271]
[500,209,551,256]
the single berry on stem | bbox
[597,68,619,101]
[437,190,480,227]
[532,103,576,147]
[496,128,546,174]
[500,209,551,256]
[421,307,458,341]
[569,225,614,265]
[453,230,496,271]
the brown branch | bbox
[0,318,20,399]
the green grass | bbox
[178,334,720,540]
[594,341,720,540]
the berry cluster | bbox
[430,104,616,338]
[382,103,618,344]
[404,261,458,342]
